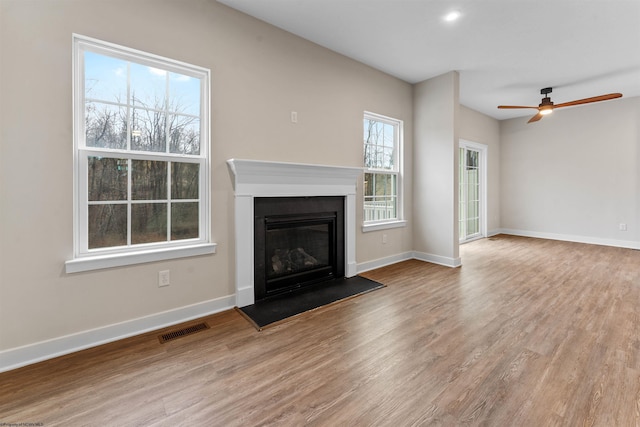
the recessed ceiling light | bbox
[443,10,462,22]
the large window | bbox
[67,35,214,272]
[363,112,404,230]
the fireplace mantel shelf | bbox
[227,159,364,196]
[227,159,363,307]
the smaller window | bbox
[363,112,405,230]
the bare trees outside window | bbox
[73,35,210,259]
[363,113,402,223]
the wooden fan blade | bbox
[527,112,544,123]
[497,105,539,109]
[554,93,622,109]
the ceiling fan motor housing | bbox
[539,88,554,108]
[539,97,554,107]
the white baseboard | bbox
[357,250,463,273]
[0,295,235,374]
[236,286,254,308]
[7,235,540,373]
[413,251,462,268]
[498,228,640,250]
[357,251,414,273]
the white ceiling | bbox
[217,0,640,120]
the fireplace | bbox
[254,197,344,301]
[227,159,363,307]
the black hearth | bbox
[254,196,345,301]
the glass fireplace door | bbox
[264,216,336,295]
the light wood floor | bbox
[2,235,639,426]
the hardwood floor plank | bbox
[1,235,640,426]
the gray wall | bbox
[500,96,640,248]
[460,105,501,235]
[413,72,460,266]
[0,0,414,360]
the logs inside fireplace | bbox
[254,196,345,301]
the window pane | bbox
[171,162,199,199]
[364,120,377,167]
[364,172,397,221]
[374,121,384,145]
[169,115,200,155]
[383,123,394,147]
[364,143,373,168]
[171,202,199,240]
[85,102,127,149]
[467,218,479,235]
[169,72,201,116]
[130,62,166,108]
[131,107,166,152]
[88,157,127,201]
[364,118,397,171]
[467,150,478,169]
[88,204,127,248]
[132,160,167,200]
[131,203,167,244]
[383,146,394,169]
[84,51,127,103]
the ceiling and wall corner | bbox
[217,0,640,121]
[216,1,640,251]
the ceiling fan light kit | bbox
[497,87,622,123]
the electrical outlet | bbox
[158,270,170,287]
[619,223,627,231]
[291,111,298,123]
[382,233,388,244]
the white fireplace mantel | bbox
[227,159,364,307]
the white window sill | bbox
[362,220,407,233]
[65,243,217,273]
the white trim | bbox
[73,34,209,78]
[227,159,364,195]
[459,234,484,245]
[0,294,234,373]
[498,228,640,250]
[357,250,462,273]
[361,219,407,233]
[413,251,462,268]
[487,229,502,237]
[356,251,414,273]
[65,243,217,273]
[227,159,363,307]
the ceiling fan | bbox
[498,87,622,123]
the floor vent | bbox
[158,322,209,344]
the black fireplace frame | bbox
[254,196,345,301]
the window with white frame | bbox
[67,35,214,272]
[363,112,404,229]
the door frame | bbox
[459,139,488,243]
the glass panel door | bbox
[459,145,483,242]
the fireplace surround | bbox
[227,159,363,307]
